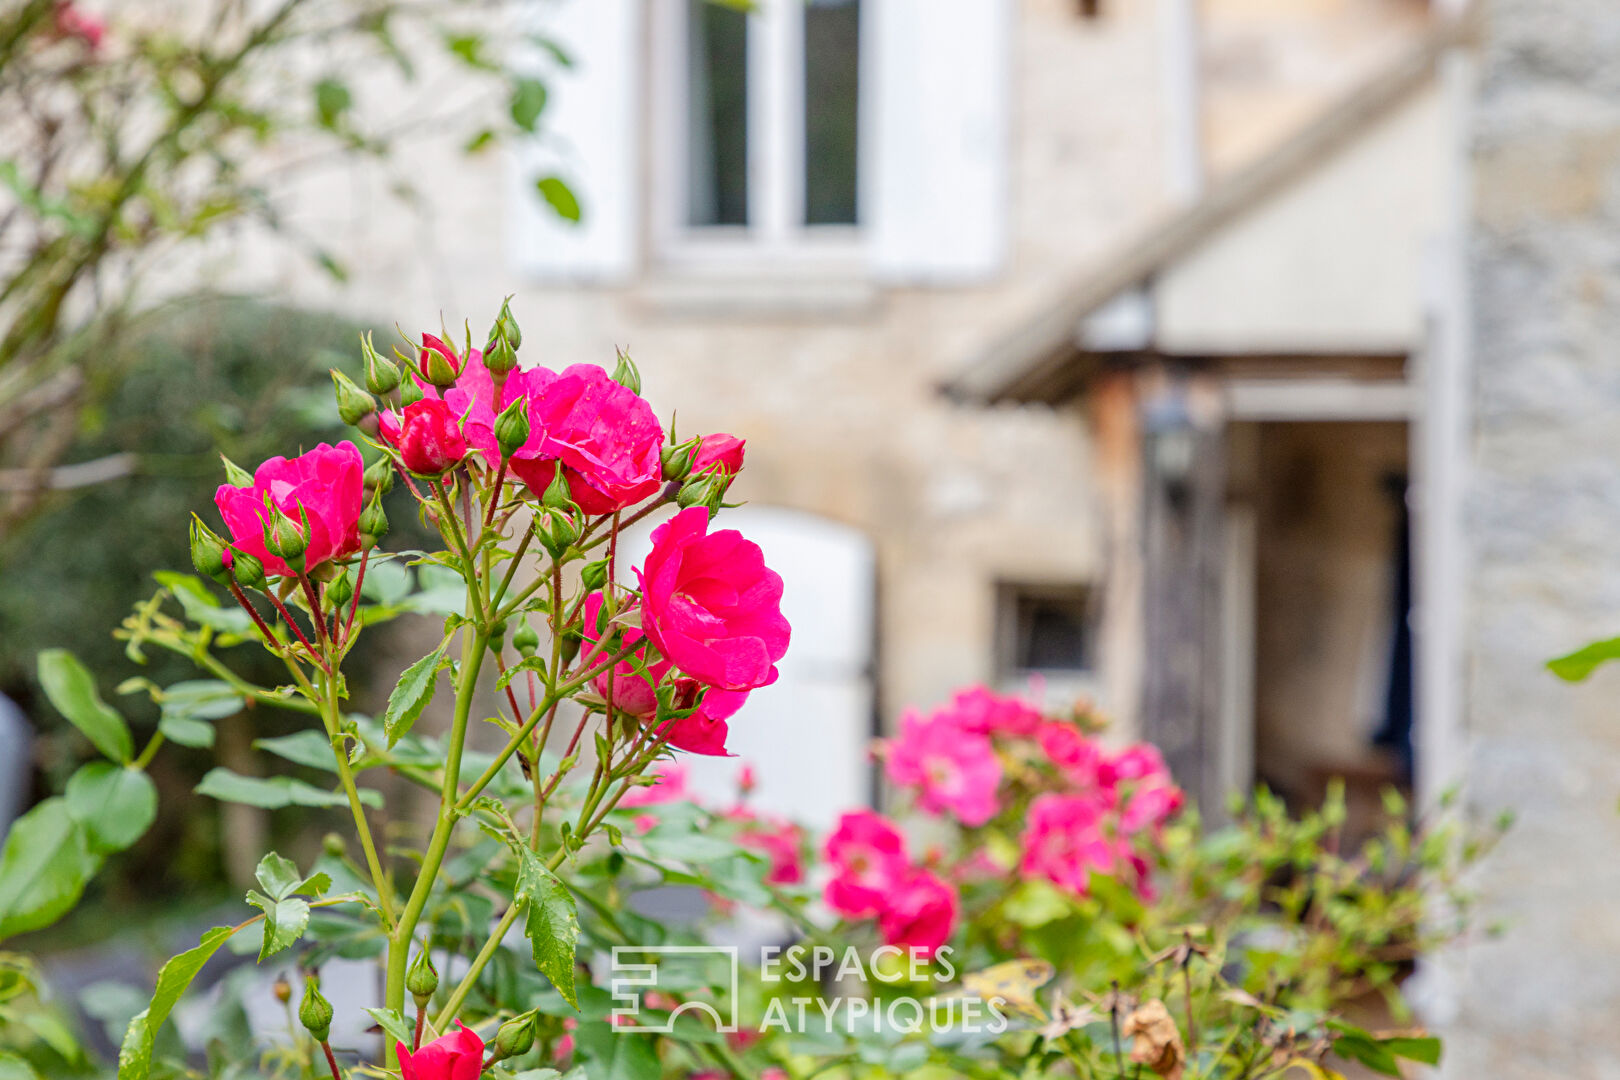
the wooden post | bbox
[1138,366,1226,809]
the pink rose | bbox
[1019,793,1123,897]
[635,507,791,692]
[877,869,958,958]
[1120,777,1184,834]
[691,434,745,477]
[947,685,1045,738]
[822,810,910,918]
[530,364,663,513]
[444,362,552,472]
[580,592,748,756]
[1037,721,1108,790]
[379,398,468,476]
[214,442,364,579]
[620,762,688,809]
[730,810,804,885]
[1105,743,1171,785]
[883,710,1001,826]
[397,1021,483,1080]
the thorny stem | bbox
[341,545,370,643]
[413,1007,426,1052]
[319,663,397,929]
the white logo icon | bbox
[609,945,740,1033]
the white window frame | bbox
[649,0,873,272]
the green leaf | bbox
[496,655,548,691]
[510,77,549,132]
[314,78,352,129]
[535,176,580,224]
[1382,1035,1441,1066]
[65,763,157,855]
[382,645,446,747]
[574,1021,660,1080]
[364,1007,413,1048]
[515,848,580,1008]
[464,128,498,154]
[255,852,302,899]
[1548,635,1620,681]
[160,680,245,721]
[244,891,309,962]
[253,731,339,772]
[158,714,215,748]
[0,1052,40,1080]
[0,799,96,942]
[195,768,381,810]
[117,926,235,1080]
[38,649,132,763]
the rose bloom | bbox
[1019,792,1125,897]
[636,507,791,692]
[1037,721,1109,791]
[1120,777,1185,834]
[730,809,804,885]
[883,710,1001,826]
[823,810,911,918]
[418,333,469,382]
[529,364,664,513]
[579,593,748,756]
[878,868,958,958]
[53,2,104,48]
[947,685,1045,739]
[214,442,363,578]
[379,397,468,476]
[397,1022,483,1080]
[445,362,548,471]
[1105,743,1172,785]
[691,433,745,476]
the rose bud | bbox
[419,333,461,388]
[231,550,267,592]
[331,369,375,427]
[691,434,745,478]
[407,950,439,1008]
[299,979,333,1043]
[361,331,401,394]
[272,975,292,1005]
[488,296,522,350]
[579,557,609,593]
[379,398,468,476]
[362,455,393,495]
[359,492,389,548]
[492,1010,539,1061]
[512,618,540,657]
[327,567,353,611]
[611,350,641,395]
[661,436,700,484]
[399,377,425,408]
[263,503,310,574]
[190,515,231,585]
[220,454,254,488]
[321,832,346,857]
[494,396,530,460]
[484,333,517,377]
[540,462,573,511]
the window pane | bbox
[803,0,860,226]
[687,0,749,227]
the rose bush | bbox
[0,303,1500,1080]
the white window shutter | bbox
[509,0,641,282]
[868,0,1011,284]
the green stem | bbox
[384,623,489,1064]
[319,665,397,928]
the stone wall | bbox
[1447,1,1620,1074]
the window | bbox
[662,0,865,258]
[996,583,1099,676]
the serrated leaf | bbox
[158,714,215,748]
[364,1007,413,1048]
[65,763,157,855]
[244,891,309,962]
[496,655,547,691]
[38,650,131,763]
[0,799,96,942]
[382,645,446,747]
[535,176,580,223]
[515,849,579,1008]
[255,852,302,899]
[117,926,235,1080]
[195,769,381,810]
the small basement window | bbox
[996,583,1099,676]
